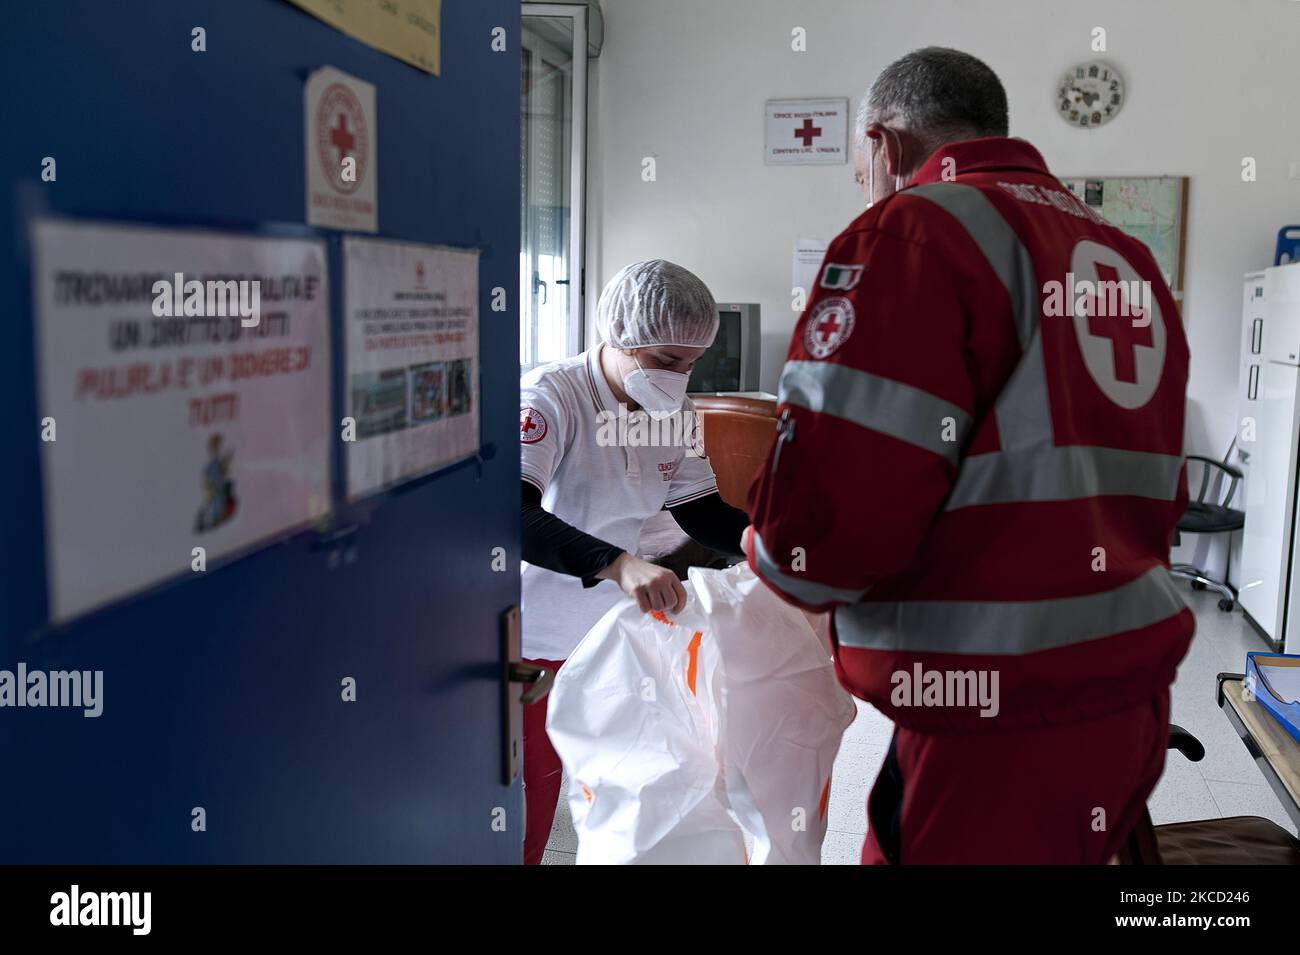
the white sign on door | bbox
[305,65,378,232]
[793,237,829,303]
[765,98,849,165]
[344,237,480,499]
[32,220,333,623]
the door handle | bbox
[501,605,555,784]
[508,661,554,705]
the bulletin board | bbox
[1060,176,1189,299]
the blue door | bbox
[0,0,523,863]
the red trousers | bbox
[522,657,566,865]
[861,691,1169,864]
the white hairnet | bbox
[596,260,719,349]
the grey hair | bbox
[854,47,1009,159]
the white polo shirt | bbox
[520,344,719,660]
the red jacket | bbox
[747,137,1193,732]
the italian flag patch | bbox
[820,263,863,290]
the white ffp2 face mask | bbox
[623,354,689,415]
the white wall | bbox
[586,0,1300,457]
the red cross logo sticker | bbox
[330,114,355,162]
[804,297,856,359]
[315,82,369,196]
[520,406,548,444]
[1069,239,1167,409]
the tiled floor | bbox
[543,586,1294,864]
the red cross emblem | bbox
[1082,262,1152,383]
[316,82,368,196]
[804,297,856,359]
[794,118,822,147]
[1068,239,1167,410]
[520,406,548,444]
[330,114,355,161]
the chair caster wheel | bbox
[1217,598,1235,612]
[1191,580,1206,591]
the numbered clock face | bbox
[1058,61,1124,128]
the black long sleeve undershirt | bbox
[522,481,625,587]
[521,482,748,587]
[666,493,748,558]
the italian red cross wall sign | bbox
[765,98,848,166]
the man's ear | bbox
[881,127,907,178]
[864,123,904,178]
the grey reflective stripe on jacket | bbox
[834,565,1186,655]
[944,445,1184,508]
[778,360,970,466]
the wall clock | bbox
[1058,61,1124,128]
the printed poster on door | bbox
[343,237,479,499]
[32,219,332,623]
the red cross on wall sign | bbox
[795,118,822,147]
[331,114,355,161]
[1084,262,1153,383]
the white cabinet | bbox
[1239,265,1300,650]
[1231,273,1266,588]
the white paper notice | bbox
[793,238,829,303]
[343,237,479,499]
[305,66,378,233]
[765,98,849,165]
[32,220,332,623]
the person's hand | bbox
[740,524,753,557]
[599,553,688,615]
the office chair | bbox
[1119,724,1300,864]
[1170,455,1245,612]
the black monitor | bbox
[687,303,761,393]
